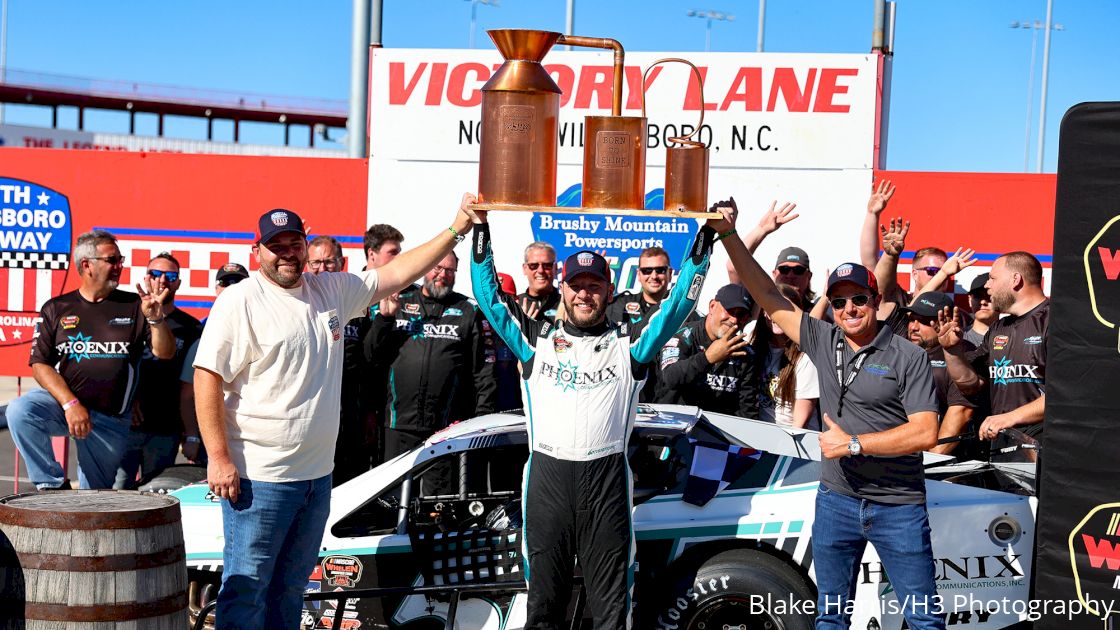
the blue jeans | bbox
[812,485,944,630]
[216,474,332,629]
[113,431,180,489]
[7,389,132,489]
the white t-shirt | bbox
[193,270,379,481]
[758,345,820,427]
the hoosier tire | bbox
[647,548,815,630]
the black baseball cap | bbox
[562,251,611,284]
[714,284,755,312]
[775,246,810,269]
[901,292,955,318]
[257,208,306,244]
[826,263,879,297]
[215,263,249,284]
[969,273,990,295]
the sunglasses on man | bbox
[147,269,180,283]
[776,265,808,276]
[638,266,668,276]
[218,276,244,288]
[525,262,555,271]
[914,266,942,275]
[829,294,872,310]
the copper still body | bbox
[582,115,647,209]
[478,30,562,206]
[644,59,710,213]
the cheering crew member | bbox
[470,193,727,629]
[8,230,175,490]
[654,284,759,417]
[366,251,497,459]
[721,197,943,630]
[938,251,1048,440]
[901,292,980,457]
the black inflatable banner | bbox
[1036,102,1120,629]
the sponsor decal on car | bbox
[321,555,363,588]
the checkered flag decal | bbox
[683,440,762,507]
[0,251,69,270]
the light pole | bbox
[467,0,500,49]
[686,9,734,52]
[1010,18,1063,172]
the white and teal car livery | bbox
[178,405,1036,629]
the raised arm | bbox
[741,200,799,253]
[873,217,909,320]
[936,305,984,395]
[373,194,481,303]
[717,199,803,345]
[469,201,543,364]
[910,246,976,304]
[860,179,895,270]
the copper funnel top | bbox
[488,29,562,62]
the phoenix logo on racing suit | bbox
[56,332,130,362]
[989,357,1042,386]
[539,360,620,393]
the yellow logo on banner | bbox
[1084,215,1120,353]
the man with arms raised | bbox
[720,199,943,630]
[193,202,481,628]
[470,193,730,628]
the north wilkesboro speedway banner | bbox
[366,48,880,300]
[1035,102,1120,628]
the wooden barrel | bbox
[0,490,187,629]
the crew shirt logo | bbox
[56,332,130,362]
[989,357,1042,385]
[1024,335,1043,345]
[706,373,739,392]
[864,363,891,376]
[444,307,463,317]
[61,315,79,329]
[993,334,1010,350]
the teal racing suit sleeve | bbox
[629,225,715,366]
[470,222,546,365]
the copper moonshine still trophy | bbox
[644,58,710,213]
[475,29,713,218]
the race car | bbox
[176,405,1037,629]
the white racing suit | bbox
[470,222,713,628]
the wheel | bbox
[645,548,815,630]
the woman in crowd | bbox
[751,284,819,429]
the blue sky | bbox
[1,0,1115,172]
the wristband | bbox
[717,228,738,241]
[61,398,79,411]
[448,226,465,244]
[146,317,165,326]
[185,436,201,444]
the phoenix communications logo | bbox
[56,332,130,362]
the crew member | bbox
[518,241,560,321]
[939,251,1048,440]
[901,292,979,457]
[654,284,759,418]
[366,251,497,459]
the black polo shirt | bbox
[799,313,938,504]
[967,299,1048,437]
